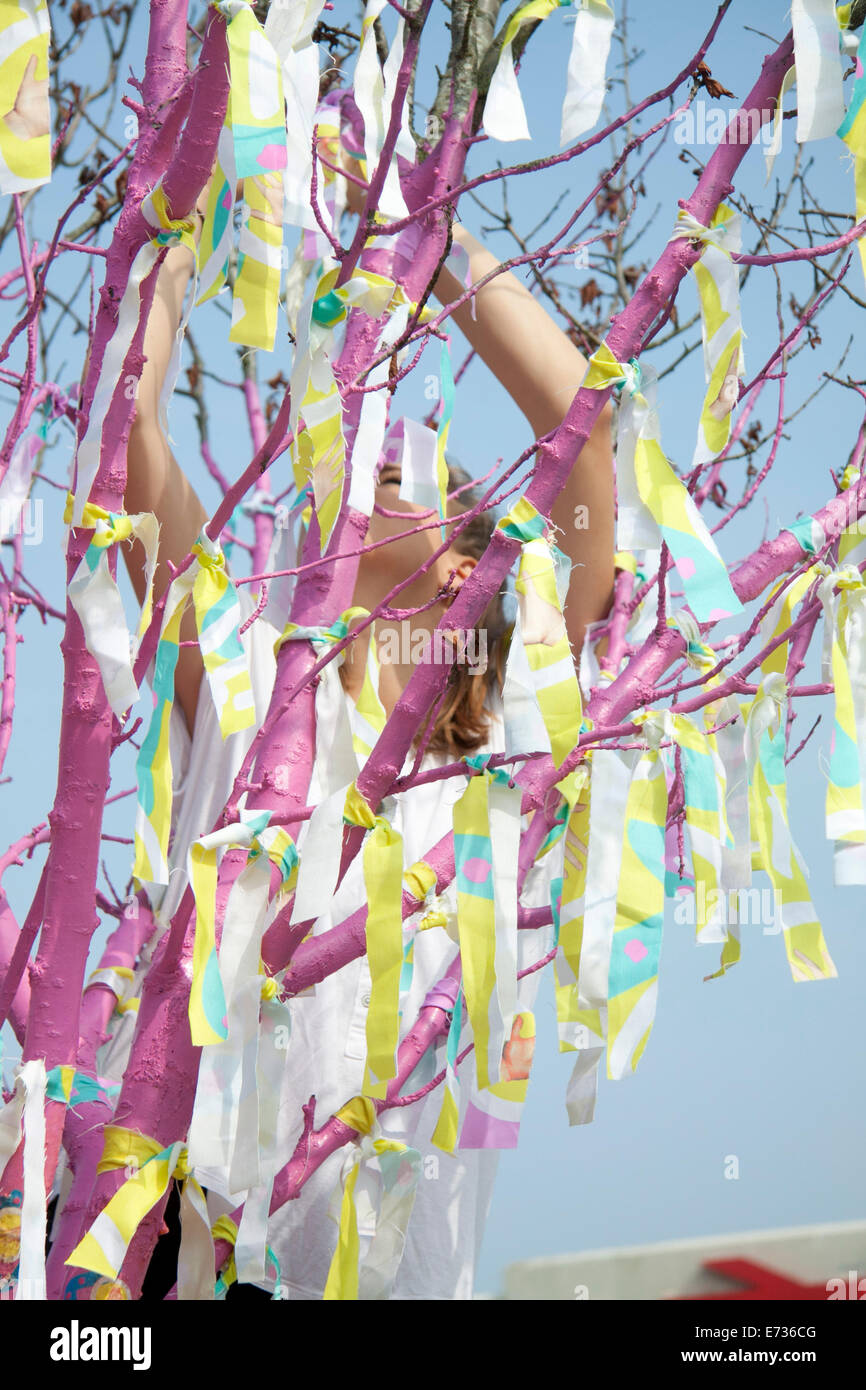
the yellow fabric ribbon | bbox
[68,1127,203,1281]
[403,859,436,903]
[63,492,159,714]
[343,787,405,1097]
[343,781,378,830]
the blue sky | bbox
[1,0,865,1298]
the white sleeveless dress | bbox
[101,590,558,1300]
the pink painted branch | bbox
[740,253,851,398]
[77,897,158,1073]
[201,440,231,494]
[0,890,32,1044]
[0,139,136,430]
[355,115,675,387]
[0,580,19,777]
[0,865,47,1037]
[785,605,821,749]
[5,197,39,465]
[732,217,866,265]
[45,898,157,1299]
[586,477,866,737]
[265,495,848,998]
[599,566,635,676]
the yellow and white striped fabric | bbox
[133,533,254,889]
[289,265,421,553]
[67,1127,214,1299]
[605,713,669,1080]
[670,206,745,471]
[197,1,288,350]
[815,563,866,878]
[64,495,159,718]
[743,673,837,983]
[498,497,583,769]
[324,1097,421,1301]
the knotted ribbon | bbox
[324,1097,421,1300]
[290,264,422,553]
[133,530,255,888]
[498,497,583,768]
[64,494,159,717]
[187,808,297,1047]
[583,344,743,623]
[67,1127,213,1299]
[670,206,745,471]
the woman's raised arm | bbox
[432,225,615,657]
[125,242,207,734]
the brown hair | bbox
[416,463,509,757]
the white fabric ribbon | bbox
[611,368,662,552]
[791,0,845,143]
[347,304,412,517]
[560,0,615,146]
[353,0,408,217]
[176,1174,217,1301]
[290,783,351,926]
[327,1125,422,1300]
[0,1059,48,1299]
[669,610,752,892]
[765,65,797,183]
[815,562,862,682]
[0,434,40,539]
[67,509,159,717]
[564,748,632,1124]
[265,0,327,231]
[668,210,735,255]
[397,416,441,513]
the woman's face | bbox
[354,460,475,612]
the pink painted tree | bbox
[1,0,865,1301]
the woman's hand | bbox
[3,54,49,142]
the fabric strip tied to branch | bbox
[583,343,743,623]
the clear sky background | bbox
[1,0,865,1299]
